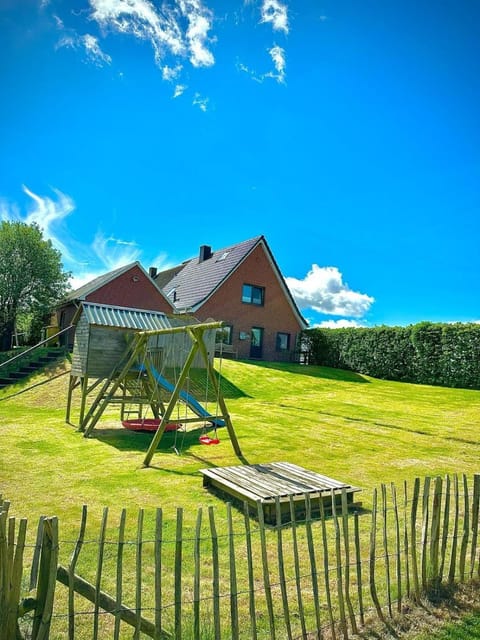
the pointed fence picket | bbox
[1,474,480,640]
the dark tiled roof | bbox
[156,236,263,311]
[64,262,139,302]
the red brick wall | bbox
[86,265,173,313]
[194,245,303,361]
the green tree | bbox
[0,221,70,351]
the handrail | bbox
[0,325,74,370]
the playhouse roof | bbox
[74,302,173,332]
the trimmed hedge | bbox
[301,322,480,389]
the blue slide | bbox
[149,365,225,427]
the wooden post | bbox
[243,501,258,640]
[448,474,460,584]
[154,508,163,640]
[289,495,307,640]
[369,489,385,624]
[439,475,451,583]
[341,489,357,634]
[114,509,127,640]
[68,505,87,640]
[274,497,291,640]
[410,478,421,600]
[391,483,402,613]
[471,474,480,579]
[319,497,336,639]
[353,511,364,627]
[227,503,240,640]
[193,508,202,640]
[174,508,183,640]
[93,507,108,640]
[135,509,144,640]
[331,491,347,639]
[31,517,59,640]
[429,477,442,588]
[420,476,431,592]
[381,484,392,618]
[257,500,276,640]
[459,474,469,582]
[208,506,221,640]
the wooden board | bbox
[200,462,362,524]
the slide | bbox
[149,365,225,427]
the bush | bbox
[301,322,480,389]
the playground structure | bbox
[66,302,243,466]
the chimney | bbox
[199,245,212,263]
[149,267,157,278]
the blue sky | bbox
[1,0,479,328]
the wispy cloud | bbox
[193,92,209,111]
[92,231,141,269]
[88,0,215,69]
[286,265,375,318]
[0,186,174,289]
[260,0,289,34]
[0,185,75,262]
[266,44,285,83]
[173,84,187,98]
[56,33,112,67]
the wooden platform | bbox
[200,462,362,524]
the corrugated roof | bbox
[79,302,173,331]
[156,236,262,310]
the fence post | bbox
[31,517,59,640]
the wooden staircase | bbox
[0,348,66,389]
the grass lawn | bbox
[1,357,479,637]
[1,358,479,527]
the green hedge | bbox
[301,322,480,389]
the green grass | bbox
[1,357,479,527]
[413,613,480,639]
[1,358,480,637]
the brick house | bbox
[153,236,308,361]
[56,262,174,348]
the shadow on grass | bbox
[91,426,250,465]
[244,360,370,383]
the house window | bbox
[217,325,233,345]
[276,332,290,351]
[242,284,264,306]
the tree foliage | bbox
[0,221,70,350]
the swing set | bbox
[66,303,243,467]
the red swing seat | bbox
[199,434,220,445]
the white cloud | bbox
[0,185,75,262]
[173,84,187,98]
[88,0,215,70]
[92,231,141,269]
[313,319,365,329]
[179,0,215,67]
[266,44,285,83]
[260,0,289,34]
[286,265,375,318]
[56,33,112,67]
[162,63,183,81]
[193,92,209,111]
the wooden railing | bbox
[1,473,480,639]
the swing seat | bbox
[199,435,220,445]
[122,419,181,433]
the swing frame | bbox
[69,319,243,466]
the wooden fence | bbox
[1,473,480,639]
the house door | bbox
[250,327,264,359]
